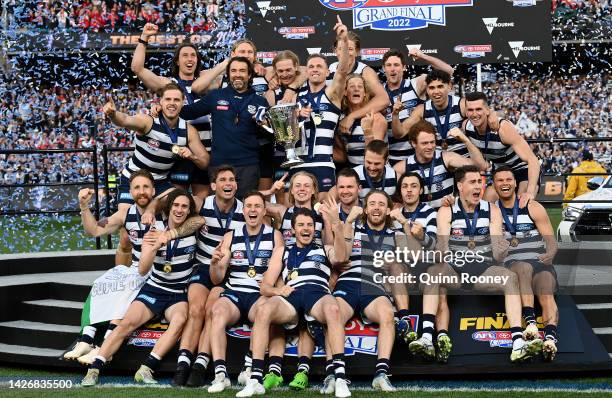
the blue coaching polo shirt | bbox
[180,86,269,167]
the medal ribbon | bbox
[402,203,424,225]
[305,88,324,160]
[498,198,519,237]
[158,115,180,144]
[165,234,181,264]
[416,155,436,199]
[288,243,313,274]
[364,224,387,251]
[432,95,453,142]
[175,78,195,105]
[213,199,237,233]
[243,224,264,266]
[458,200,480,241]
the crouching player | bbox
[493,166,559,361]
[237,203,350,398]
[81,189,198,386]
[410,166,543,362]
[328,190,409,393]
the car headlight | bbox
[562,206,583,221]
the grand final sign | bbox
[246,0,551,64]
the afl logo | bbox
[232,250,244,259]
[451,228,464,236]
[319,0,366,10]
[283,230,293,239]
[147,139,160,150]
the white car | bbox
[557,176,612,242]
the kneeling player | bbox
[493,166,559,361]
[410,166,542,362]
[237,205,350,398]
[329,190,407,392]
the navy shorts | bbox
[449,261,495,279]
[333,280,387,319]
[506,259,558,278]
[220,290,261,322]
[189,263,215,290]
[289,165,336,192]
[134,284,187,317]
[118,175,174,205]
[282,287,329,319]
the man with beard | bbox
[493,166,559,361]
[81,189,198,386]
[328,190,409,393]
[464,92,541,206]
[382,48,454,165]
[180,57,269,199]
[205,192,284,393]
[236,205,350,398]
[353,140,397,200]
[64,170,165,364]
[410,166,543,362]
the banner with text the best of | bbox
[245,0,551,65]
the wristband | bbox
[138,38,149,46]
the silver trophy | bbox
[262,103,304,168]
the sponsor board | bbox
[319,0,473,31]
[405,44,438,54]
[256,1,287,17]
[360,47,390,61]
[257,51,279,64]
[454,44,492,58]
[481,17,515,34]
[508,41,541,58]
[278,26,316,39]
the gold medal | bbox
[467,240,476,250]
[441,140,448,150]
[510,237,519,247]
[171,144,180,155]
[163,262,172,273]
[427,193,433,202]
[247,266,257,278]
[313,114,322,126]
[289,269,299,281]
[234,115,239,125]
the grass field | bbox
[0,209,564,255]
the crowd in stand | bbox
[3,0,245,33]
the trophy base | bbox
[281,158,305,169]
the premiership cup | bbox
[264,103,304,168]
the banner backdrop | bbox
[245,0,552,65]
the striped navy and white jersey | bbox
[146,227,197,294]
[337,222,397,291]
[464,120,527,173]
[281,244,331,293]
[498,199,546,264]
[171,77,212,151]
[392,203,437,250]
[423,95,467,156]
[384,78,423,161]
[353,164,396,200]
[326,61,369,86]
[196,196,246,265]
[122,117,188,180]
[124,204,166,267]
[222,75,268,96]
[449,199,493,264]
[225,224,275,294]
[280,206,324,247]
[295,88,341,169]
[404,150,454,209]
